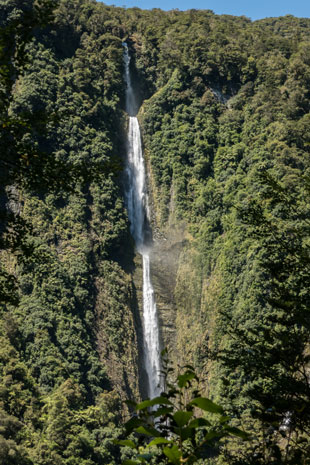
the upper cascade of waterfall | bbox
[123,42,138,117]
[126,116,147,249]
[123,42,150,251]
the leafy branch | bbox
[115,350,249,464]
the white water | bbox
[123,43,162,399]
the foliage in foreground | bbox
[116,353,248,464]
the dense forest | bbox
[1,0,310,463]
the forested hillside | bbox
[1,0,310,463]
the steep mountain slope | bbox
[0,1,141,463]
[1,1,310,463]
[127,11,310,463]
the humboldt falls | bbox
[123,42,162,399]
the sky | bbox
[98,0,309,21]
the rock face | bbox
[128,163,186,387]
[150,230,185,355]
[129,224,185,396]
[5,186,21,215]
[141,144,187,369]
[131,252,150,400]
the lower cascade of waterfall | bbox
[142,252,162,399]
[123,43,162,399]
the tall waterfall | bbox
[123,43,162,399]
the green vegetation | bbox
[0,1,138,463]
[116,352,248,465]
[129,12,310,464]
[1,0,310,463]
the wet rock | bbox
[150,228,185,353]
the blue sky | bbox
[98,0,309,20]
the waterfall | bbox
[123,43,162,399]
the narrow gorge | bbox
[123,43,162,399]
